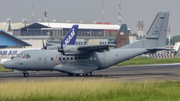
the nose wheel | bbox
[23,73,29,77]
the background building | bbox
[11,22,122,48]
[0,19,134,49]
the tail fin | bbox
[145,11,169,47]
[62,25,79,45]
[114,24,130,48]
[122,11,170,49]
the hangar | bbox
[15,22,120,37]
[12,22,121,48]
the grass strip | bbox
[116,57,180,66]
[0,64,11,72]
[0,79,180,101]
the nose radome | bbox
[3,61,13,69]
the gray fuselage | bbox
[4,48,148,72]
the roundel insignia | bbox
[115,54,118,57]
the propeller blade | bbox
[61,39,63,49]
[42,39,47,50]
[58,39,64,55]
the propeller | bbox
[42,39,47,50]
[58,39,65,55]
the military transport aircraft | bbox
[3,11,170,77]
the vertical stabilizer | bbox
[114,24,130,48]
[62,25,79,45]
[145,11,170,47]
[121,11,170,49]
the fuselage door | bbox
[97,53,105,68]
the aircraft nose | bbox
[3,61,13,69]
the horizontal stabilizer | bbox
[147,48,174,51]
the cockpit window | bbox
[26,54,31,58]
[16,54,23,58]
[23,54,26,59]
[22,54,31,59]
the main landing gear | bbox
[68,72,92,77]
[68,73,74,76]
[85,72,92,76]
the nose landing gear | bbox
[13,70,29,77]
[23,73,29,77]
[22,70,29,77]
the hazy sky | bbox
[0,0,179,37]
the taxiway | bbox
[0,63,180,82]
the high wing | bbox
[78,44,116,51]
[59,44,116,55]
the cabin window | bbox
[51,58,53,60]
[67,57,69,60]
[63,57,65,60]
[78,57,81,60]
[22,54,31,59]
[82,57,85,60]
[75,57,77,60]
[86,57,89,60]
[59,57,61,60]
[90,57,92,60]
[71,57,73,60]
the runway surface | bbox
[0,63,180,82]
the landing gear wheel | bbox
[79,74,83,76]
[23,73,29,77]
[89,72,92,76]
[68,73,74,76]
[75,74,83,76]
[85,72,92,76]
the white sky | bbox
[0,0,179,37]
